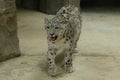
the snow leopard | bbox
[44,4,82,76]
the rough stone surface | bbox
[22,0,39,10]
[15,0,80,14]
[16,0,39,10]
[0,13,20,62]
[39,0,68,14]
[0,0,16,14]
[0,0,20,62]
[69,0,80,9]
[16,0,23,8]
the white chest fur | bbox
[48,38,70,54]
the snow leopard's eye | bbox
[47,26,50,29]
[55,27,59,29]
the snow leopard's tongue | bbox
[50,35,57,41]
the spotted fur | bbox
[44,4,82,76]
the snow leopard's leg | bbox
[47,48,57,76]
[64,46,73,73]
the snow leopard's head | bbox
[44,16,68,42]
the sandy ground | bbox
[0,9,120,80]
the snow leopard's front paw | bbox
[48,66,57,77]
[65,66,73,73]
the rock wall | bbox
[16,0,120,14]
[15,0,80,14]
[81,0,120,7]
[16,0,23,8]
[39,0,68,14]
[0,0,20,62]
[16,0,39,10]
[22,0,39,10]
[69,0,80,9]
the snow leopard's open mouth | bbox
[50,35,58,41]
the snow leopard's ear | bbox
[44,18,49,25]
[44,18,49,30]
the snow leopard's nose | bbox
[50,30,55,36]
[50,33,54,35]
[50,34,55,37]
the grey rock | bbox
[68,0,80,9]
[16,0,23,8]
[0,0,20,62]
[0,0,16,14]
[22,0,39,10]
[39,0,68,14]
[15,0,81,14]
